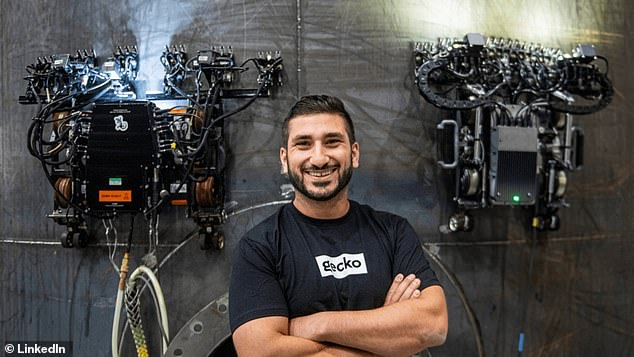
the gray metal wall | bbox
[1,0,633,356]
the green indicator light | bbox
[109,177,123,186]
[512,194,521,203]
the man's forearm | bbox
[237,333,378,357]
[290,285,448,357]
[232,316,379,357]
[309,342,380,357]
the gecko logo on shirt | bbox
[315,253,368,279]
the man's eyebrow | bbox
[290,132,345,141]
[290,134,312,142]
[324,132,345,139]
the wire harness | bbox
[414,33,613,114]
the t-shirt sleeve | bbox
[392,218,440,290]
[229,234,289,332]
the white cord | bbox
[147,214,160,255]
[147,217,154,253]
[103,218,119,272]
[153,214,160,253]
[112,288,124,357]
[226,199,292,218]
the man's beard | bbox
[287,162,353,202]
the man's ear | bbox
[280,147,288,174]
[351,142,360,168]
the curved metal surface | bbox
[164,292,233,357]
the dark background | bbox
[1,1,632,356]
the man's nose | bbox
[309,143,329,167]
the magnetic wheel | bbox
[448,212,474,232]
[60,230,88,248]
[200,229,224,250]
[60,231,73,248]
[73,231,88,247]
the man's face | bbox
[280,113,359,202]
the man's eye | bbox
[326,139,342,146]
[295,141,310,148]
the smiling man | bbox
[229,95,448,356]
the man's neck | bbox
[292,192,350,220]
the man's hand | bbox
[383,273,421,305]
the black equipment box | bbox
[84,102,156,213]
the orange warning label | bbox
[99,190,132,202]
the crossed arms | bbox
[232,274,448,357]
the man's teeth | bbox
[305,168,336,177]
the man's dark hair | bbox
[282,95,356,146]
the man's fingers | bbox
[398,278,421,302]
[383,273,404,305]
[384,274,420,305]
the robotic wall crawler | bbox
[413,33,613,232]
[20,45,284,248]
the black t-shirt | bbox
[229,200,439,332]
